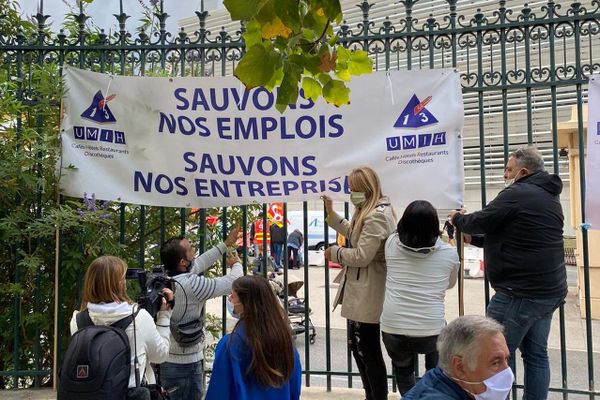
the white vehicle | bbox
[286,210,339,250]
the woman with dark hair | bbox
[381,200,460,396]
[205,275,301,400]
[322,166,397,400]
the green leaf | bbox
[273,0,301,31]
[303,54,322,75]
[335,68,351,81]
[301,6,330,35]
[348,50,373,75]
[301,77,322,101]
[276,61,303,111]
[322,79,350,106]
[224,0,267,21]
[234,44,280,89]
[264,65,284,91]
[313,0,343,23]
[317,72,332,86]
[242,20,262,48]
[336,46,351,64]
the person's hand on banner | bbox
[462,233,473,244]
[225,225,240,247]
[447,208,466,225]
[321,195,334,217]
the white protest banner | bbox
[60,67,464,210]
[587,75,600,228]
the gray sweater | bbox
[166,243,243,364]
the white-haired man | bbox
[404,315,513,400]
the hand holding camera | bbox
[160,288,174,311]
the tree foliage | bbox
[224,0,373,112]
[0,1,260,388]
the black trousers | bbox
[381,332,439,395]
[348,320,388,400]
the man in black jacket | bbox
[449,146,567,400]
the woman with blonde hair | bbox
[69,256,172,390]
[205,275,301,400]
[322,166,397,400]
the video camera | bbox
[126,266,174,319]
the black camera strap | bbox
[132,304,141,387]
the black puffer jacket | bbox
[453,171,567,299]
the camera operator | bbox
[158,227,243,400]
[69,256,173,389]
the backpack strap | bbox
[75,309,94,329]
[75,307,140,331]
[111,307,141,331]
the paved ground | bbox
[5,260,599,399]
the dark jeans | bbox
[288,246,300,268]
[487,291,564,400]
[348,320,388,400]
[159,360,203,400]
[381,332,438,395]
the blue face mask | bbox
[226,298,240,319]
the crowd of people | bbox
[60,145,567,400]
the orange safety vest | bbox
[253,220,271,245]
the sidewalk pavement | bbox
[1,386,392,399]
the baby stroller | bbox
[269,278,316,344]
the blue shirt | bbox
[404,367,471,400]
[205,325,302,400]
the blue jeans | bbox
[487,291,564,400]
[272,243,284,269]
[159,360,203,400]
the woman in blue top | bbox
[205,275,302,400]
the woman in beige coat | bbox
[322,166,396,400]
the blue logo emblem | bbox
[386,132,446,151]
[80,90,116,124]
[394,94,438,129]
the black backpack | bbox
[58,308,140,400]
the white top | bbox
[380,235,459,336]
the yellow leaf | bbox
[261,17,293,39]
[316,8,325,16]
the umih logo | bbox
[386,132,446,151]
[81,90,116,123]
[393,94,438,129]
[74,90,126,145]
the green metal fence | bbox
[1,0,600,397]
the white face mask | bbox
[455,367,514,400]
[350,191,366,207]
[226,298,240,319]
[505,168,528,188]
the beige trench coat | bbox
[327,196,396,324]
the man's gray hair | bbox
[437,315,504,372]
[510,146,545,172]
